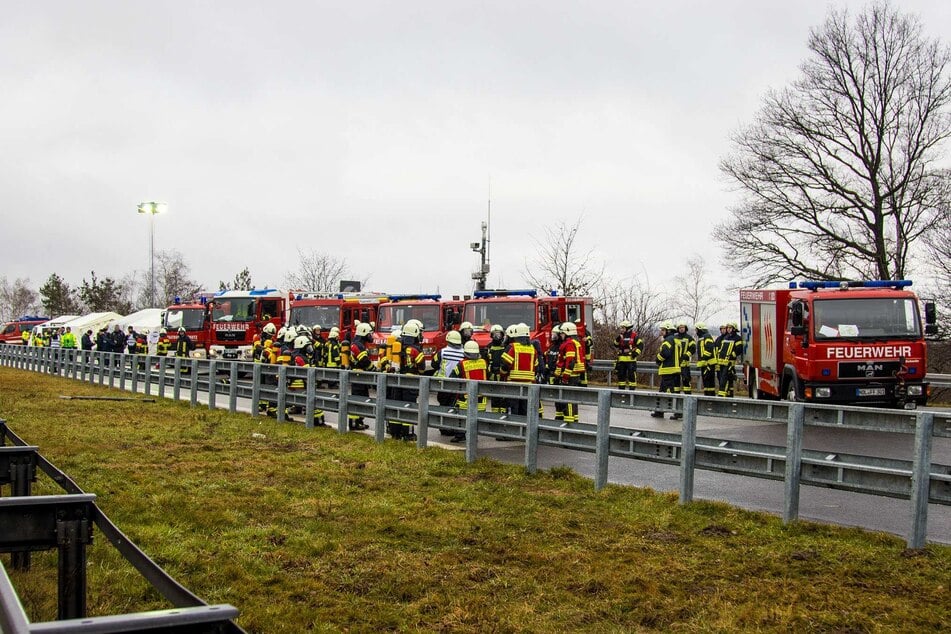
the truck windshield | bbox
[212,299,255,323]
[378,305,440,331]
[813,298,921,339]
[463,302,536,331]
[290,305,340,330]
[164,308,205,331]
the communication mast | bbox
[470,186,491,291]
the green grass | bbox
[1,367,948,633]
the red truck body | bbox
[289,293,388,342]
[206,289,291,361]
[0,316,50,345]
[163,301,211,358]
[462,290,594,353]
[741,280,931,408]
[371,295,464,361]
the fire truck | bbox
[206,288,291,361]
[462,289,594,352]
[0,316,49,345]
[289,293,388,342]
[372,294,464,361]
[741,280,937,408]
[163,297,212,358]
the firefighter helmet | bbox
[695,322,706,331]
[446,330,462,345]
[505,324,518,338]
[263,323,277,335]
[312,324,322,333]
[329,327,340,339]
[561,322,577,336]
[463,340,481,356]
[401,322,421,338]
[294,335,308,350]
[284,328,297,344]
[490,324,503,334]
[460,321,473,331]
[355,322,373,337]
[677,321,688,330]
[407,319,424,331]
[661,321,674,331]
[514,323,529,337]
[159,328,167,335]
[729,322,739,330]
[620,320,632,329]
[178,326,186,334]
[552,324,562,336]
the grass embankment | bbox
[0,367,947,633]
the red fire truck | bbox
[0,316,50,345]
[163,297,212,358]
[462,289,594,352]
[289,293,388,342]
[372,294,464,361]
[206,289,291,361]
[741,280,937,408]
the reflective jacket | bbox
[614,329,643,360]
[501,340,538,383]
[656,334,682,375]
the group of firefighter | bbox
[248,317,744,439]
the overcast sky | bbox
[2,1,949,302]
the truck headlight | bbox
[906,385,923,396]
[814,387,831,398]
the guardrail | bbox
[0,419,245,633]
[1,344,949,550]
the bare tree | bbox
[669,254,726,325]
[523,217,604,296]
[139,250,204,308]
[717,2,951,285]
[593,271,669,360]
[284,249,353,292]
[0,277,39,322]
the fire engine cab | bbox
[289,293,388,342]
[741,280,937,408]
[372,294,463,361]
[207,288,290,361]
[163,296,212,358]
[462,289,594,352]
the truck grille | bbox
[838,361,903,379]
[215,330,244,342]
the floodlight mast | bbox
[137,202,167,307]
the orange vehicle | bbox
[288,293,388,342]
[372,294,463,362]
[0,315,49,345]
[462,289,594,353]
[741,280,937,408]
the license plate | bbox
[223,351,238,359]
[856,387,885,397]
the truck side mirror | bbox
[444,308,455,326]
[924,301,937,325]
[550,308,559,323]
[790,301,805,335]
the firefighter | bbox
[449,340,488,443]
[311,325,325,368]
[651,321,682,418]
[458,321,474,344]
[483,324,508,413]
[175,326,195,373]
[156,328,171,357]
[347,322,374,431]
[715,322,744,398]
[254,323,277,362]
[432,330,465,406]
[695,322,716,396]
[675,321,696,395]
[544,325,566,421]
[613,320,643,390]
[324,327,343,368]
[554,321,585,425]
[388,321,424,440]
[291,334,326,426]
[581,321,593,388]
[500,322,538,418]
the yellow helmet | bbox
[463,340,481,356]
[446,330,462,345]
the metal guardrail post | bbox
[57,516,90,620]
[679,396,698,504]
[525,385,540,474]
[189,360,199,407]
[251,363,262,418]
[305,367,316,429]
[464,380,479,463]
[909,411,934,549]
[208,360,219,411]
[417,376,431,449]
[783,403,805,524]
[144,358,153,396]
[108,353,116,389]
[158,356,168,398]
[375,373,387,442]
[173,358,182,400]
[228,363,239,414]
[130,356,139,393]
[337,371,350,434]
[595,389,612,491]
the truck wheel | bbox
[782,375,802,402]
[749,369,760,399]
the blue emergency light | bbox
[798,280,913,291]
[472,289,538,299]
[387,294,441,302]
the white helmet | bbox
[263,323,277,335]
[620,320,632,329]
[277,326,286,339]
[355,322,373,337]
[407,318,424,331]
[516,323,531,337]
[312,324,322,333]
[446,330,462,345]
[402,322,421,338]
[463,340,481,356]
[695,322,707,331]
[329,327,340,339]
[490,324,503,334]
[294,335,309,350]
[284,327,297,344]
[159,328,168,335]
[661,320,675,331]
[505,324,518,338]
[561,322,577,336]
[460,321,473,331]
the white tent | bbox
[62,312,123,337]
[113,308,165,334]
